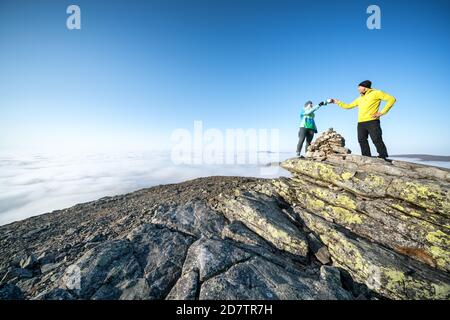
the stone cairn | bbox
[305,128,351,161]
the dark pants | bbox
[297,127,315,154]
[357,119,388,158]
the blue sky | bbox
[1,0,449,154]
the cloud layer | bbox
[0,151,292,225]
[1,152,448,226]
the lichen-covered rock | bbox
[283,156,450,215]
[210,190,309,258]
[275,175,449,272]
[277,135,450,300]
[296,208,450,300]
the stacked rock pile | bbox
[305,128,351,160]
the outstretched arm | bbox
[303,102,325,115]
[333,98,359,109]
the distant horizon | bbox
[1,148,450,157]
[390,154,450,160]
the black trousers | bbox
[357,119,388,158]
[297,127,315,154]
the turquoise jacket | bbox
[300,103,324,133]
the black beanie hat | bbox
[358,80,372,88]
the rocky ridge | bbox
[0,130,449,300]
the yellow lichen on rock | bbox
[426,230,450,248]
[341,171,354,180]
[213,192,309,258]
[309,187,357,211]
[278,132,450,300]
[297,208,450,300]
[429,245,449,271]
[388,179,450,215]
[331,207,363,224]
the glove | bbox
[319,101,325,106]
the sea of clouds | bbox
[0,151,292,225]
[1,152,448,226]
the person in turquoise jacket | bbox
[296,100,328,156]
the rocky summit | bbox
[0,132,449,300]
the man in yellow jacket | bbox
[331,80,396,159]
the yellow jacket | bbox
[338,88,396,123]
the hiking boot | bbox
[377,156,392,163]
